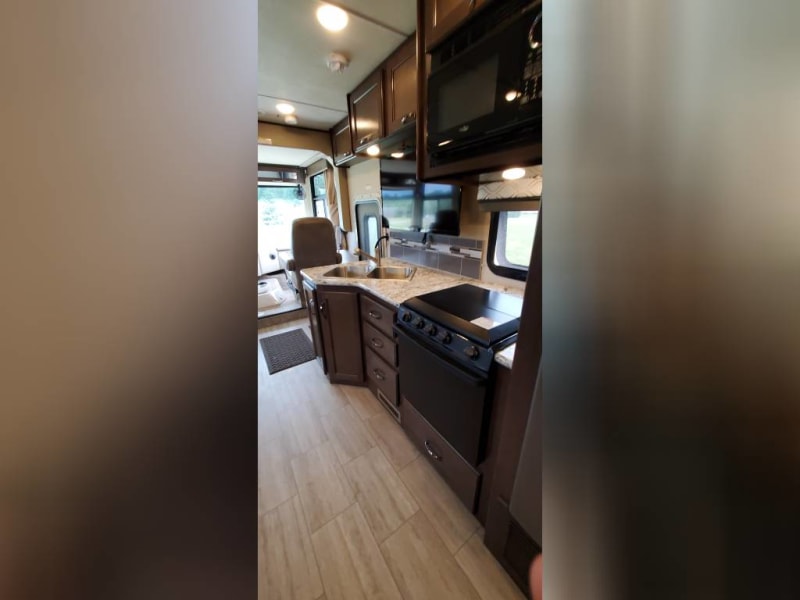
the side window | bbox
[487,210,538,281]
[310,171,327,217]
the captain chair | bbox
[279,217,342,303]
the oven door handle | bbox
[395,326,486,386]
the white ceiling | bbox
[257,145,326,167]
[258,0,417,131]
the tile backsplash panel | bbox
[388,231,483,279]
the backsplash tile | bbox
[388,233,484,280]
[461,258,481,279]
[438,253,462,275]
[421,250,439,269]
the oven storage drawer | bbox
[360,294,395,338]
[401,399,481,512]
[362,321,397,367]
[365,348,398,407]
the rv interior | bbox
[258,0,542,598]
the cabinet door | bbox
[318,288,364,384]
[349,69,384,151]
[384,35,418,135]
[303,280,326,372]
[331,117,353,165]
[425,0,488,51]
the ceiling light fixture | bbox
[505,90,520,102]
[366,144,380,156]
[276,102,295,114]
[390,151,405,159]
[284,115,298,125]
[316,4,349,32]
[502,167,526,180]
[438,139,453,147]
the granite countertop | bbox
[301,257,522,367]
[495,344,516,370]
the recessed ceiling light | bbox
[502,167,526,180]
[505,90,520,102]
[366,144,380,156]
[284,115,298,125]
[276,102,295,114]
[316,4,348,32]
[390,151,405,159]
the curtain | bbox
[324,167,343,249]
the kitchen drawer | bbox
[360,294,395,338]
[362,321,397,367]
[400,399,481,512]
[365,348,398,407]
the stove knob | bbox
[401,312,413,323]
[439,332,452,345]
[415,318,426,329]
[464,345,480,360]
[425,324,438,336]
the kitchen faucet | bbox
[356,234,391,267]
[354,247,381,267]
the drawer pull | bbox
[368,310,382,320]
[370,338,384,349]
[373,368,386,381]
[424,440,442,461]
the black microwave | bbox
[427,0,541,166]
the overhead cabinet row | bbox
[331,35,417,166]
[331,0,541,179]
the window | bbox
[258,185,306,274]
[487,210,538,281]
[311,171,327,218]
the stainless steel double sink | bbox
[323,263,416,280]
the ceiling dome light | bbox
[316,4,349,32]
[366,144,380,156]
[276,102,295,114]
[284,115,298,125]
[502,167,526,180]
[390,151,405,159]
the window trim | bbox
[310,170,327,217]
[487,211,532,281]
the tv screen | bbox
[381,175,461,236]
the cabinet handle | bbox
[373,368,386,381]
[320,300,328,319]
[368,310,382,320]
[400,115,408,124]
[370,338,384,349]
[424,440,442,461]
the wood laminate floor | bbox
[258,319,525,600]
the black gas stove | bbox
[396,283,523,374]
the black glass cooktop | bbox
[402,284,523,346]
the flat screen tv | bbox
[380,170,461,237]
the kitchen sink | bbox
[322,264,415,280]
[323,264,374,278]
[366,266,416,280]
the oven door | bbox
[396,326,491,466]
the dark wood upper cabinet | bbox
[424,0,488,51]
[317,288,364,385]
[384,35,418,136]
[349,69,384,152]
[331,116,353,166]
